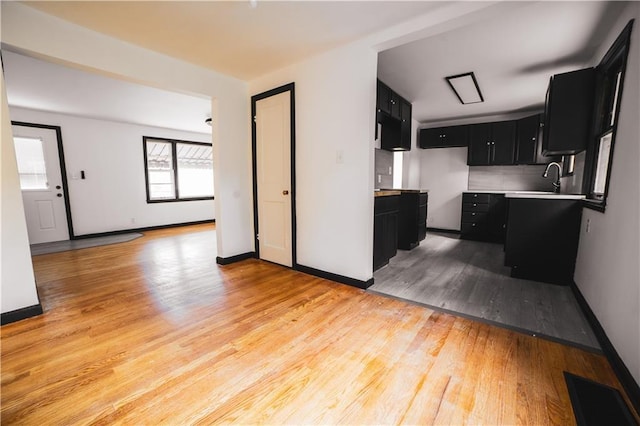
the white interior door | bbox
[255,91,292,267]
[12,124,70,244]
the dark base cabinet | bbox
[398,191,428,250]
[504,198,582,285]
[374,195,400,271]
[460,192,506,243]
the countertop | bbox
[374,190,401,198]
[378,188,429,194]
[465,190,586,200]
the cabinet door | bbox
[442,126,469,147]
[390,92,401,119]
[400,99,412,150]
[385,211,399,260]
[373,212,386,271]
[516,115,540,164]
[491,121,516,165]
[377,81,391,115]
[468,124,492,165]
[488,194,506,242]
[419,128,443,148]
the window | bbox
[584,20,634,209]
[14,136,48,190]
[143,137,214,202]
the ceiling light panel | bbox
[446,72,484,104]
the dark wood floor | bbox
[2,224,636,424]
[370,232,600,350]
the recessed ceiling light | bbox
[249,0,258,8]
[446,72,484,105]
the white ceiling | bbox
[378,1,628,125]
[4,1,628,129]
[2,50,213,134]
[22,0,445,81]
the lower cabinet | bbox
[398,191,428,250]
[374,195,400,271]
[504,198,582,285]
[460,192,506,243]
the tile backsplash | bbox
[468,165,556,192]
[374,148,394,189]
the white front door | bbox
[255,91,292,267]
[12,124,70,244]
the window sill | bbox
[147,196,215,204]
[582,198,606,213]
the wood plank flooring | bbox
[2,224,636,424]
[371,232,600,350]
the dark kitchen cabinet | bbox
[397,191,428,250]
[542,67,595,155]
[468,121,515,166]
[374,194,400,271]
[515,114,543,164]
[419,125,469,148]
[461,192,506,243]
[377,80,392,116]
[505,197,582,285]
[377,79,412,152]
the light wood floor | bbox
[371,232,600,350]
[1,224,636,424]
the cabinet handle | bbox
[473,194,478,197]
[472,223,476,227]
[472,212,476,216]
[473,203,477,207]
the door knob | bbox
[57,193,62,197]
[282,190,289,195]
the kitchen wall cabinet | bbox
[418,125,469,148]
[542,67,595,155]
[461,192,506,242]
[374,194,400,271]
[377,79,412,151]
[504,198,582,285]
[397,191,428,250]
[515,114,543,164]
[467,121,516,166]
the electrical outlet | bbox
[388,166,392,175]
[377,175,381,183]
[586,218,591,233]
[131,218,136,224]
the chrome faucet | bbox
[542,162,562,193]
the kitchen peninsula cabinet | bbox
[374,192,400,271]
[505,197,582,285]
[467,121,516,166]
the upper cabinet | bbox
[542,68,595,155]
[515,114,556,165]
[467,121,516,166]
[419,125,469,148]
[377,79,412,151]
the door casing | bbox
[11,121,75,240]
[250,83,297,267]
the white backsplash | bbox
[468,165,556,191]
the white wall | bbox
[1,73,40,314]
[402,118,421,189]
[9,107,213,236]
[574,2,640,385]
[419,147,469,231]
[1,2,251,259]
[248,41,377,282]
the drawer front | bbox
[462,202,490,213]
[463,193,491,203]
[462,211,487,223]
[461,222,486,235]
[375,195,400,214]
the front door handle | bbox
[282,190,289,195]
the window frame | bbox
[142,136,214,203]
[583,20,634,212]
